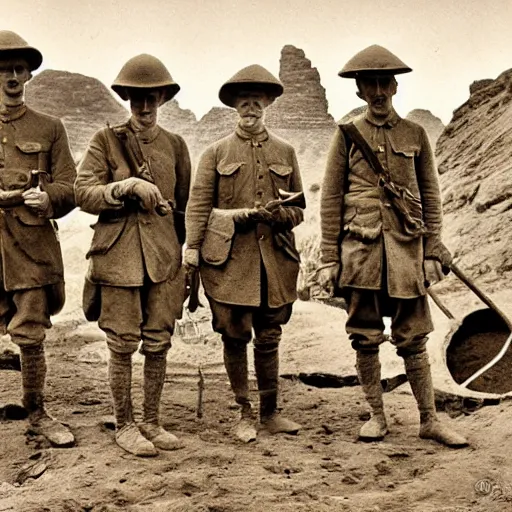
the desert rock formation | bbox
[406,108,445,149]
[436,68,512,286]
[266,45,335,130]
[25,70,127,159]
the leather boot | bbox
[254,341,300,435]
[21,345,75,447]
[356,350,388,441]
[403,350,469,448]
[223,340,257,442]
[139,352,182,450]
[108,350,157,457]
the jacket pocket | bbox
[86,217,126,258]
[269,163,293,193]
[388,138,420,178]
[216,162,243,203]
[201,208,235,266]
[13,206,47,226]
[15,141,51,171]
[344,205,382,242]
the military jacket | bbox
[0,106,76,291]
[186,127,304,308]
[320,111,445,299]
[75,121,191,286]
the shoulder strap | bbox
[339,122,391,184]
[108,122,155,183]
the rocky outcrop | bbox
[26,70,127,158]
[436,68,512,285]
[194,107,238,157]
[266,45,335,130]
[339,106,366,124]
[406,109,444,149]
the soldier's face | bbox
[234,91,271,130]
[356,75,397,118]
[127,88,163,128]
[0,58,31,106]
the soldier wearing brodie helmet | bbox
[75,54,191,457]
[0,31,76,447]
[318,45,468,447]
[185,65,305,442]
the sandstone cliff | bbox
[436,68,512,286]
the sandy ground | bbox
[1,288,512,512]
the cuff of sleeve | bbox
[104,183,124,208]
[320,249,339,265]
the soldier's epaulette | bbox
[107,121,130,140]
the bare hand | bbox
[22,187,51,216]
[424,259,444,286]
[316,263,340,295]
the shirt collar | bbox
[364,108,400,128]
[235,123,269,145]
[0,104,27,123]
[129,118,160,143]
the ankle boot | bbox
[223,339,257,442]
[21,345,75,447]
[403,350,468,448]
[356,350,388,441]
[139,352,182,450]
[108,350,157,457]
[254,341,300,435]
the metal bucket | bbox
[445,308,512,394]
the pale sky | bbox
[6,0,512,124]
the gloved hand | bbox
[316,262,340,296]
[184,247,200,269]
[230,207,269,226]
[424,259,444,287]
[250,207,274,224]
[22,187,53,217]
[110,177,165,212]
[270,205,303,230]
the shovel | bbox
[428,263,512,390]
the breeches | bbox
[346,288,433,356]
[98,277,183,355]
[0,287,51,346]
[208,295,292,345]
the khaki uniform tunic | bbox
[75,123,191,286]
[0,107,75,292]
[321,111,445,299]
[186,128,304,309]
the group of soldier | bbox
[0,29,468,458]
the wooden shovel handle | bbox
[450,263,512,329]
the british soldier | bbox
[0,31,76,447]
[185,65,305,442]
[75,54,191,456]
[318,45,468,447]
